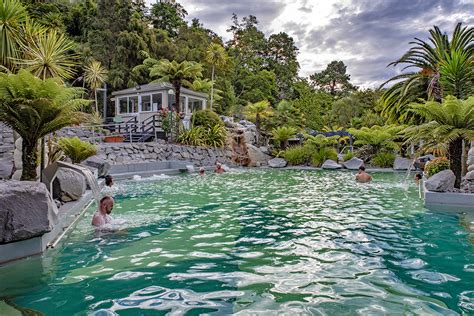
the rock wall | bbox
[0,123,14,160]
[97,142,234,167]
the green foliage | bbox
[310,61,357,95]
[269,100,305,129]
[0,0,29,69]
[177,124,227,147]
[343,151,354,161]
[311,147,338,167]
[150,0,187,37]
[271,126,297,150]
[291,80,332,130]
[371,152,395,168]
[282,145,312,165]
[305,134,339,149]
[425,157,450,177]
[58,137,97,164]
[0,71,89,180]
[349,125,403,153]
[381,23,473,123]
[192,110,223,128]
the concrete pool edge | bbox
[423,182,474,212]
[0,190,96,265]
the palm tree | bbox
[84,59,108,112]
[243,100,273,145]
[403,96,474,188]
[17,29,78,80]
[380,23,473,123]
[272,126,297,150]
[187,78,223,105]
[149,59,203,112]
[205,43,228,110]
[0,70,89,180]
[0,0,28,70]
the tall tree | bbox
[150,0,187,37]
[381,23,473,123]
[265,32,299,99]
[403,96,474,188]
[84,59,108,112]
[0,71,88,180]
[310,61,356,95]
[148,59,203,112]
[205,43,228,110]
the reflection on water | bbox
[1,170,473,315]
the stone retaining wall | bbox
[98,142,234,167]
[0,123,14,159]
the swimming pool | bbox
[1,169,473,314]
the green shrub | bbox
[192,110,223,128]
[204,125,227,147]
[177,126,205,146]
[177,124,227,147]
[58,137,97,164]
[343,151,354,161]
[283,145,312,165]
[425,157,450,177]
[311,147,338,167]
[272,126,297,150]
[371,152,396,168]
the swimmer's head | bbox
[359,166,366,172]
[100,195,114,214]
[199,167,205,174]
[105,175,113,187]
[415,173,422,180]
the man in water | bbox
[215,163,225,174]
[355,166,372,183]
[415,173,423,185]
[92,195,114,227]
[105,175,113,187]
[199,167,205,176]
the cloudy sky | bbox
[172,0,473,88]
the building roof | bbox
[111,82,208,99]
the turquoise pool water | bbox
[1,169,474,315]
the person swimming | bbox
[92,195,114,227]
[355,166,372,183]
[415,173,422,185]
[199,167,205,176]
[215,163,225,174]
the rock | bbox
[243,130,255,145]
[0,180,58,244]
[321,160,343,169]
[82,156,111,177]
[468,165,474,172]
[268,158,287,168]
[53,168,86,202]
[464,170,474,181]
[13,148,22,170]
[0,158,13,179]
[342,157,364,170]
[425,169,456,192]
[393,156,413,170]
[247,144,271,167]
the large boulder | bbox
[53,168,86,202]
[246,144,271,167]
[467,148,474,166]
[425,169,456,192]
[82,155,110,177]
[321,160,343,169]
[342,157,364,170]
[268,158,287,168]
[0,181,58,243]
[464,170,474,181]
[393,156,413,170]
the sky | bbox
[165,0,474,89]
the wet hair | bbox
[359,166,366,171]
[100,195,113,204]
[415,173,422,180]
[105,175,113,186]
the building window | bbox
[189,98,203,112]
[141,95,152,112]
[152,93,162,111]
[119,97,128,114]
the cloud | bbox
[163,0,474,88]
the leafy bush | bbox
[58,137,97,164]
[305,134,338,149]
[205,125,227,147]
[177,126,205,146]
[311,147,338,167]
[283,145,312,165]
[371,152,396,168]
[192,110,223,128]
[343,151,354,161]
[272,126,297,150]
[425,157,450,177]
[177,124,227,147]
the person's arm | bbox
[92,213,105,227]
